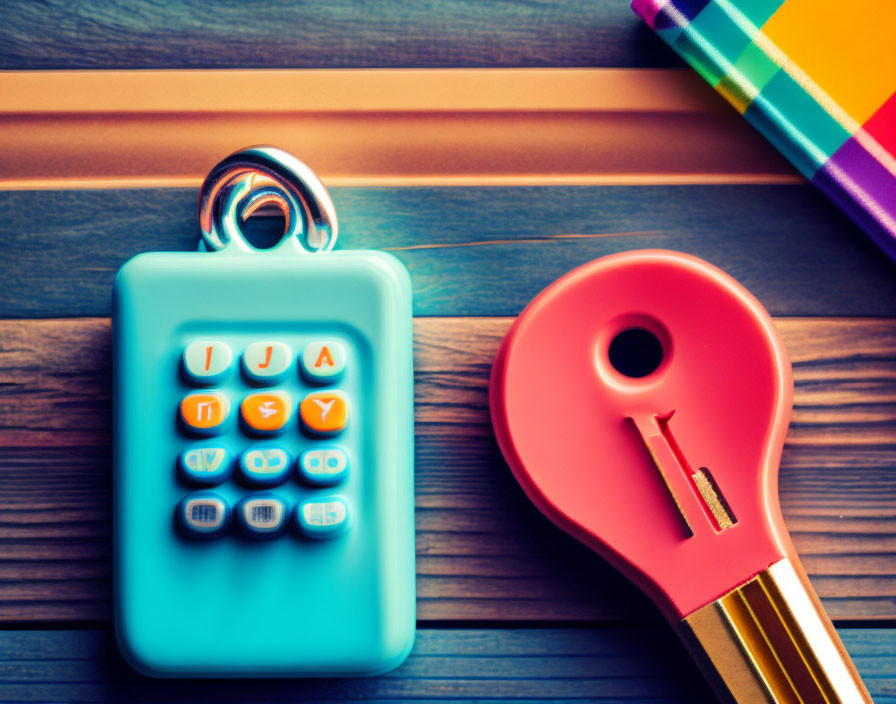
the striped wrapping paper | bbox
[632,0,896,260]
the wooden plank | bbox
[0,628,894,703]
[1,317,895,622]
[1,185,893,319]
[0,68,737,114]
[0,68,798,190]
[0,0,683,71]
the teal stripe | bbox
[744,70,852,177]
[673,0,755,85]
[737,0,787,28]
[664,0,784,87]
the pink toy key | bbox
[490,250,872,704]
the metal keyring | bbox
[198,146,339,253]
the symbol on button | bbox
[312,398,335,421]
[315,346,334,368]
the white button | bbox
[242,341,292,382]
[299,448,348,486]
[179,448,231,484]
[303,500,346,526]
[297,497,350,538]
[301,341,346,382]
[183,341,232,383]
[240,448,291,485]
[178,494,230,538]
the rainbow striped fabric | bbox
[632,0,896,259]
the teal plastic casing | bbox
[113,242,416,676]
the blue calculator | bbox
[113,148,416,676]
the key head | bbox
[490,250,794,620]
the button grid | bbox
[177,340,352,539]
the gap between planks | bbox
[0,316,895,622]
[1,627,894,702]
[2,316,896,446]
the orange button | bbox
[241,392,291,433]
[300,391,349,435]
[180,392,230,433]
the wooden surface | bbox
[0,0,683,70]
[2,186,894,318]
[0,68,801,190]
[3,0,896,700]
[2,316,896,623]
[2,628,895,703]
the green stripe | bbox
[745,70,852,177]
[674,0,756,85]
[737,0,787,28]
[717,39,782,110]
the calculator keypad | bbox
[176,339,351,540]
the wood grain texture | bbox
[2,628,896,703]
[1,185,894,319]
[0,68,799,190]
[0,0,683,70]
[1,316,895,622]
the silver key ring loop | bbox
[198,146,339,253]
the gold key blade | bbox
[680,557,873,704]
[629,412,871,704]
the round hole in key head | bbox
[608,328,664,378]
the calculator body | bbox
[113,247,415,676]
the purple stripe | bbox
[631,0,670,28]
[812,135,896,261]
[666,0,711,22]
